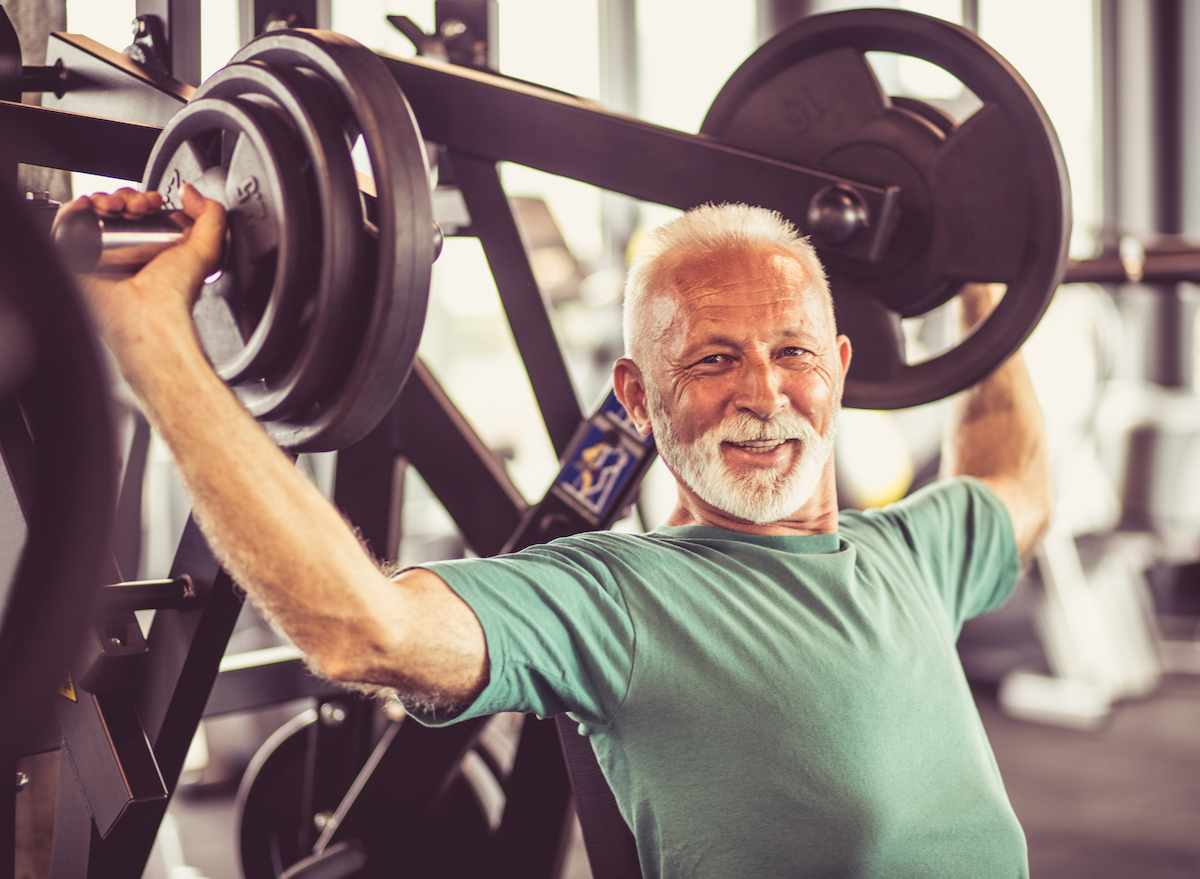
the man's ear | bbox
[837,334,852,376]
[613,358,654,436]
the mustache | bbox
[711,411,820,444]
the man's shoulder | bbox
[837,476,1009,549]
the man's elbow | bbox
[1007,474,1054,564]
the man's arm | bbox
[939,284,1053,563]
[71,187,487,712]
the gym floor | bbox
[153,673,1200,879]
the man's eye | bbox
[780,347,804,357]
[698,354,726,365]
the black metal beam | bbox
[0,101,159,180]
[41,32,190,125]
[451,152,583,456]
[395,360,527,558]
[381,54,899,265]
[333,403,405,563]
[493,717,575,878]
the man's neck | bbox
[664,481,841,536]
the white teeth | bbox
[732,439,788,450]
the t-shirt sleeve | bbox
[851,477,1020,632]
[410,540,637,727]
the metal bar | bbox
[1153,0,1184,236]
[0,101,159,180]
[315,716,489,851]
[41,32,190,125]
[332,402,403,563]
[597,0,640,270]
[96,577,198,614]
[1151,0,1190,388]
[451,152,583,456]
[1065,248,1200,284]
[203,646,343,717]
[395,360,527,558]
[1099,0,1120,244]
[381,54,899,265]
[21,61,70,96]
[302,695,378,855]
[492,717,575,878]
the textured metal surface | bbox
[226,29,434,452]
[144,95,317,408]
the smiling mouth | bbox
[725,438,794,453]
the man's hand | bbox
[59,185,226,355]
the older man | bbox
[74,188,1050,878]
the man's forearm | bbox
[940,286,1053,560]
[123,316,399,669]
[110,310,486,707]
[71,186,486,709]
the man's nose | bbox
[733,360,787,419]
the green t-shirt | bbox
[419,477,1027,878]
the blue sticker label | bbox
[557,423,640,518]
[600,391,652,445]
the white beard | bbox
[648,391,836,525]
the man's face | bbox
[631,243,850,525]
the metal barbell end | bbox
[806,184,869,245]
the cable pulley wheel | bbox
[143,29,434,451]
[701,8,1071,409]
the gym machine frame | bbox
[2,9,1075,878]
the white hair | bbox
[622,203,830,364]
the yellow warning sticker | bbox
[58,672,76,702]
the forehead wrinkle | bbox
[637,243,834,361]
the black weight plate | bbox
[229,29,434,452]
[236,710,312,879]
[702,8,1070,409]
[192,60,368,426]
[236,712,494,879]
[143,95,319,418]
